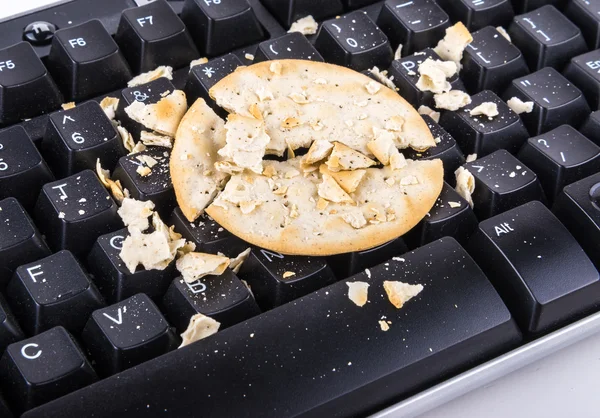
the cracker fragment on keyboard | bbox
[346,281,369,307]
[288,15,318,35]
[179,313,220,348]
[128,65,173,87]
[383,280,424,309]
[176,252,231,283]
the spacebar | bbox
[23,238,521,418]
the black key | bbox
[0,198,50,287]
[462,26,529,94]
[405,182,479,247]
[315,11,394,71]
[34,170,122,256]
[343,0,380,8]
[237,247,336,309]
[185,53,242,113]
[508,5,587,71]
[404,115,466,183]
[580,110,600,146]
[518,125,600,201]
[0,126,54,210]
[6,250,105,335]
[255,32,324,62]
[82,294,178,376]
[464,150,546,219]
[116,0,199,74]
[553,172,600,270]
[0,42,62,125]
[388,48,466,108]
[181,0,265,56]
[468,201,600,334]
[376,0,450,57]
[0,326,97,413]
[0,394,12,418]
[0,294,24,354]
[47,20,132,101]
[327,237,408,279]
[112,147,175,217]
[261,0,343,28]
[511,0,566,14]
[42,102,126,177]
[563,49,600,109]
[162,270,260,333]
[503,67,591,135]
[565,0,600,50]
[438,0,514,31]
[87,228,177,303]
[116,77,175,138]
[440,90,529,156]
[24,238,522,418]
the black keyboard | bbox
[0,0,598,417]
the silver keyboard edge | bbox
[371,310,600,418]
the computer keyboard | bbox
[0,0,598,416]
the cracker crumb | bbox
[176,252,231,283]
[448,201,461,208]
[179,313,220,348]
[379,320,390,331]
[383,280,424,309]
[433,22,473,67]
[244,53,255,61]
[189,57,208,69]
[118,198,155,231]
[136,165,152,177]
[346,281,369,307]
[288,15,318,35]
[128,66,173,87]
[507,97,534,114]
[282,271,296,279]
[400,175,419,185]
[466,153,477,162]
[58,212,65,219]
[99,97,119,120]
[418,105,441,123]
[270,61,282,75]
[342,209,368,229]
[470,102,499,118]
[455,167,475,208]
[434,90,471,111]
[61,102,75,110]
[140,131,173,148]
[496,26,511,42]
[368,66,396,90]
[229,248,251,274]
[365,80,381,95]
[416,58,457,94]
[394,44,403,60]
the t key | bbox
[518,125,600,201]
[0,42,62,125]
[438,0,515,31]
[116,0,199,73]
[462,26,529,94]
[87,228,177,303]
[0,198,50,287]
[47,20,132,101]
[508,5,587,71]
[260,0,343,28]
[0,326,97,413]
[162,270,260,333]
[7,250,105,335]
[468,201,600,335]
[503,67,591,135]
[43,102,126,177]
[34,170,122,256]
[181,0,265,56]
[464,150,546,219]
[565,0,600,50]
[0,126,54,210]
[563,49,600,110]
[255,32,324,62]
[81,294,178,376]
[376,0,451,56]
[316,11,394,71]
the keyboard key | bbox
[7,250,105,335]
[503,67,590,135]
[376,0,450,57]
[47,20,132,101]
[439,90,529,156]
[162,270,260,333]
[0,42,62,125]
[518,125,600,201]
[0,198,50,287]
[116,0,198,73]
[42,102,126,177]
[464,150,546,219]
[438,0,515,31]
[343,0,380,8]
[0,294,24,354]
[0,126,54,210]
[404,182,479,247]
[116,77,175,138]
[30,238,522,417]
[0,394,12,418]
[81,294,177,376]
[508,5,587,71]
[181,0,265,56]
[387,48,466,108]
[261,0,343,28]
[315,11,394,71]
[553,172,600,270]
[580,110,600,146]
[462,26,529,94]
[255,32,324,62]
[564,0,600,50]
[237,247,336,309]
[468,200,600,334]
[34,170,122,256]
[112,147,175,217]
[563,49,600,110]
[327,237,408,279]
[511,0,566,14]
[87,228,177,303]
[0,326,97,413]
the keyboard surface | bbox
[0,0,597,416]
